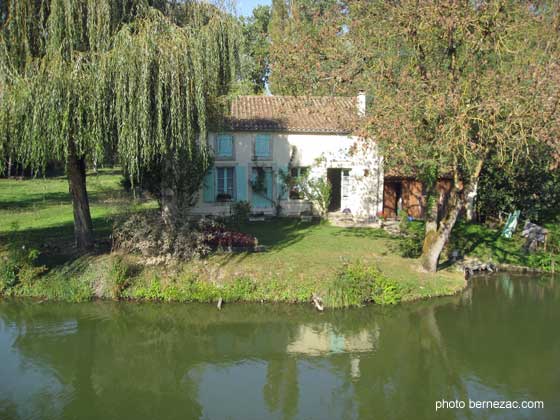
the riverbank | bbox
[7,169,558,307]
[0,220,467,307]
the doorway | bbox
[327,168,342,212]
[383,181,403,218]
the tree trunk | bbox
[465,179,478,222]
[421,187,463,272]
[423,182,439,241]
[420,160,484,272]
[7,156,12,178]
[160,187,180,229]
[67,141,95,251]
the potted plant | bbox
[216,193,232,202]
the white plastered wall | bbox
[189,131,384,218]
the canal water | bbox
[1,273,559,420]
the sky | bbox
[236,0,271,17]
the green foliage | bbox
[269,0,350,95]
[230,201,252,225]
[0,1,242,219]
[108,256,132,299]
[12,261,94,302]
[301,177,331,217]
[477,144,560,223]
[0,224,46,293]
[223,277,257,302]
[398,209,409,232]
[371,275,402,305]
[239,5,271,94]
[326,261,401,308]
[131,274,165,301]
[395,220,424,259]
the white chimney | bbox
[357,90,366,117]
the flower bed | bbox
[204,226,257,251]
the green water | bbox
[1,273,559,420]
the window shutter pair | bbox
[203,166,248,202]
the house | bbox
[190,92,385,218]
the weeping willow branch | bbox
[1,0,242,243]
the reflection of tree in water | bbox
[263,357,299,420]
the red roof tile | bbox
[226,95,359,134]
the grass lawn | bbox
[1,169,467,305]
[184,220,466,302]
[0,169,155,264]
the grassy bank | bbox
[2,170,468,306]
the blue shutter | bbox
[217,135,233,158]
[236,165,247,201]
[203,167,215,202]
[255,134,270,158]
[277,166,289,200]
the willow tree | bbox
[349,0,560,272]
[0,0,241,251]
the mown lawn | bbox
[1,169,467,304]
[185,219,466,302]
[0,169,154,263]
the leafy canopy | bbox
[0,0,241,186]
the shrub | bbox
[394,219,424,258]
[301,177,332,218]
[109,256,132,299]
[326,261,402,308]
[397,232,424,258]
[372,275,402,305]
[0,239,45,293]
[398,209,409,232]
[113,212,256,261]
[230,201,252,224]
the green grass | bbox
[178,219,465,303]
[448,222,560,271]
[0,168,155,264]
[1,169,467,305]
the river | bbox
[1,273,559,419]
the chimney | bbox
[357,90,366,117]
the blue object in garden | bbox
[501,210,521,239]
[408,216,414,222]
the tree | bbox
[239,5,271,94]
[351,0,560,271]
[268,0,353,95]
[477,141,560,223]
[0,0,241,251]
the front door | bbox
[251,167,273,209]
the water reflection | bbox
[0,273,559,420]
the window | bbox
[216,167,235,201]
[290,167,309,178]
[254,134,271,159]
[216,134,234,159]
[289,167,309,199]
[342,170,351,198]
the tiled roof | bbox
[226,95,359,134]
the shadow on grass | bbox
[0,189,130,211]
[331,227,392,240]
[0,213,121,269]
[234,219,322,250]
